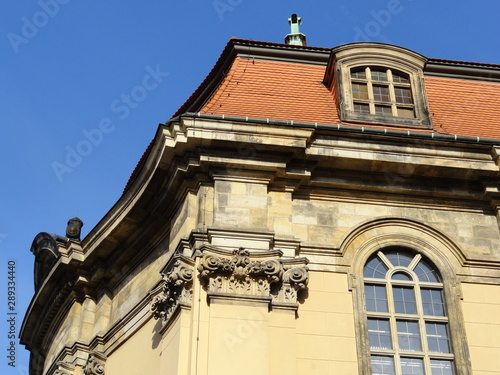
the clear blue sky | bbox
[1,1,499,373]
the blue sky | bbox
[1,0,500,373]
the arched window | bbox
[363,249,455,375]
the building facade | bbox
[21,25,500,375]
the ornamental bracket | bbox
[150,256,194,323]
[82,352,106,375]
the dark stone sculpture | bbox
[66,217,83,241]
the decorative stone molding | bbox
[271,265,309,306]
[198,247,309,309]
[83,352,106,375]
[207,228,275,251]
[198,248,282,297]
[150,248,308,322]
[151,256,194,322]
[49,361,74,375]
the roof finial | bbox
[284,14,307,46]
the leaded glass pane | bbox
[426,322,451,353]
[351,68,366,79]
[364,256,388,278]
[371,356,396,375]
[392,272,412,281]
[352,83,369,99]
[373,85,390,102]
[397,107,415,118]
[393,286,417,314]
[368,318,392,349]
[430,360,455,375]
[354,102,370,114]
[392,72,410,83]
[421,289,445,316]
[400,357,424,375]
[414,260,440,282]
[385,251,414,268]
[371,69,388,82]
[375,105,392,116]
[365,284,389,312]
[397,320,422,351]
[394,87,413,104]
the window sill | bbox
[342,111,432,129]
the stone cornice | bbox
[81,115,315,263]
[79,113,500,286]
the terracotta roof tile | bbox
[425,77,500,138]
[199,56,500,139]
[200,57,339,124]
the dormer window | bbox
[326,43,432,128]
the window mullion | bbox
[387,69,398,117]
[414,283,425,318]
[387,280,401,375]
[394,355,403,375]
[423,354,432,375]
[408,254,421,271]
[366,67,376,115]
[378,251,393,270]
[415,282,431,375]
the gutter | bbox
[175,112,500,146]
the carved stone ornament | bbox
[151,257,194,322]
[50,361,74,375]
[198,247,309,307]
[271,266,309,305]
[83,352,106,375]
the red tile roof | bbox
[173,38,330,118]
[201,57,339,124]
[198,55,500,138]
[425,77,500,138]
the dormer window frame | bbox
[330,43,432,129]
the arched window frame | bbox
[330,43,432,128]
[363,249,454,374]
[350,244,472,375]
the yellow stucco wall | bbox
[462,283,500,374]
[296,271,358,374]
[105,318,162,375]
